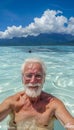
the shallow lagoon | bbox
[0,46,74,130]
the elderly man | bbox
[0,58,74,130]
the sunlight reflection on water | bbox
[0,46,74,130]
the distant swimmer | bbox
[28,50,32,53]
[0,57,74,130]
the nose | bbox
[30,75,36,83]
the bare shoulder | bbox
[42,91,65,108]
[52,97,66,109]
[11,91,25,98]
[14,91,25,95]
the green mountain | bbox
[0,33,74,46]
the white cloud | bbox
[0,9,74,39]
[66,17,74,34]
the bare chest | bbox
[15,103,54,126]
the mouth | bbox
[29,86,38,90]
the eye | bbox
[35,74,42,79]
[26,74,32,78]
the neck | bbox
[26,94,41,103]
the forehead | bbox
[24,62,43,73]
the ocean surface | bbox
[0,46,74,130]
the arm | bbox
[0,91,25,121]
[0,99,11,121]
[54,98,74,130]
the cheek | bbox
[37,79,44,84]
[22,77,29,84]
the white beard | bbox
[24,83,43,98]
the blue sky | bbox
[0,0,74,39]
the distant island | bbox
[0,33,74,46]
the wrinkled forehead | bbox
[24,62,43,73]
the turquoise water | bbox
[0,46,74,130]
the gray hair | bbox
[21,57,46,76]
